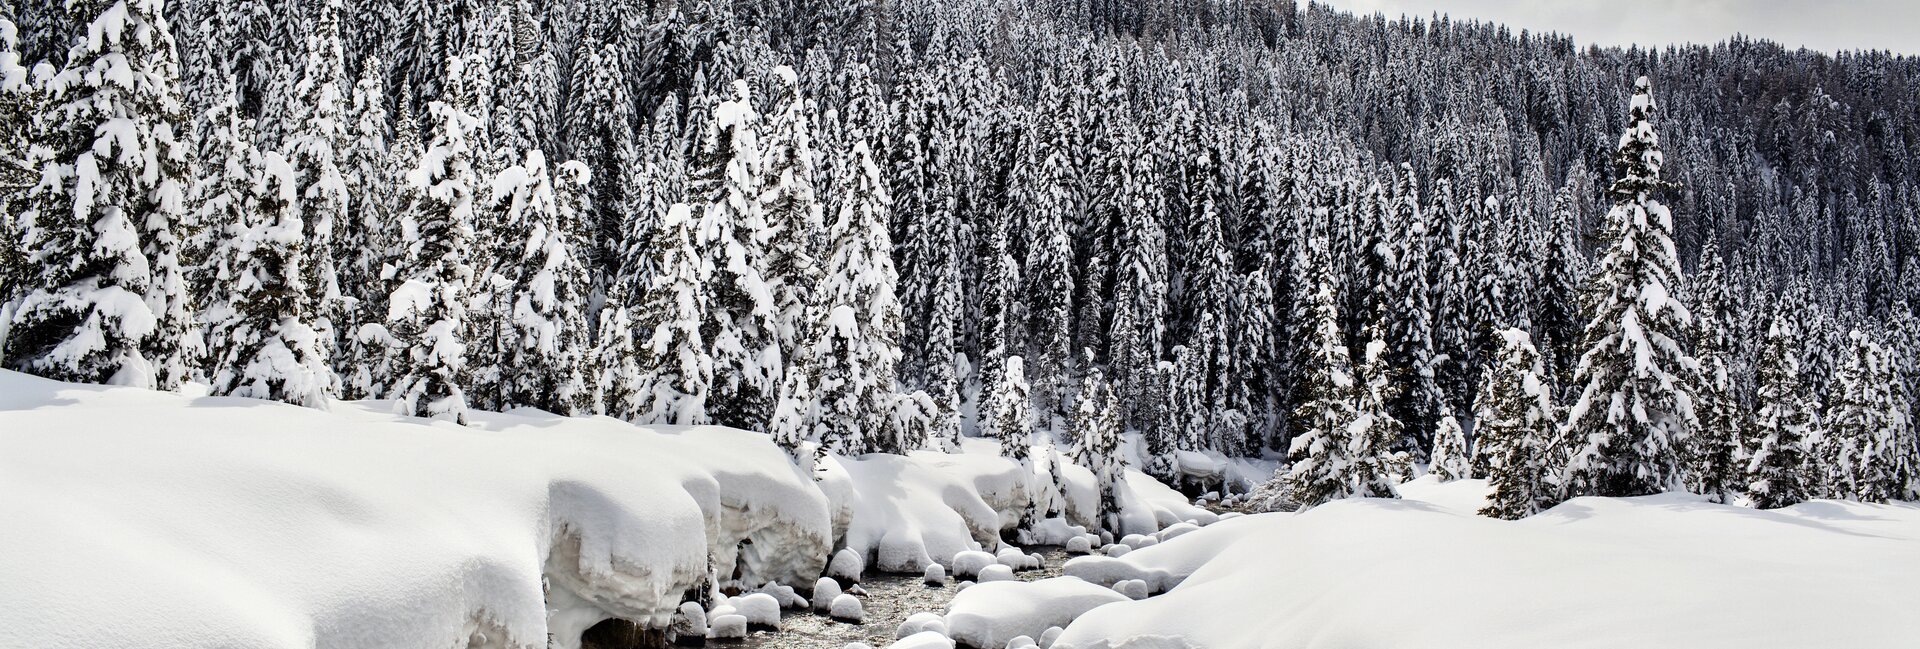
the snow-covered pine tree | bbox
[0,18,35,311]
[8,0,200,389]
[813,140,903,455]
[1279,269,1374,508]
[489,151,592,415]
[759,65,825,417]
[1351,319,1410,495]
[1071,353,1126,537]
[1824,330,1914,503]
[1476,329,1560,519]
[1105,118,1169,435]
[283,0,350,375]
[1428,414,1472,481]
[975,209,1020,443]
[629,203,712,426]
[1024,120,1079,427]
[1385,164,1446,455]
[387,57,481,425]
[1537,183,1586,387]
[992,355,1039,525]
[1747,310,1816,510]
[689,79,778,430]
[925,256,964,452]
[1689,236,1744,503]
[1560,77,1698,499]
[202,149,333,407]
[335,58,396,399]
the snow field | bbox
[0,371,1209,649]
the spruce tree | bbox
[388,57,480,425]
[0,18,35,310]
[202,150,333,406]
[1561,77,1698,499]
[629,204,712,426]
[689,79,777,430]
[1477,330,1559,519]
[8,0,200,389]
[1279,269,1379,507]
[1071,355,1126,537]
[491,152,592,415]
[1825,330,1914,503]
[814,140,902,455]
[1747,311,1816,509]
[759,65,825,416]
[1350,319,1410,496]
[1689,236,1744,503]
[284,0,350,372]
[336,57,397,400]
[1428,414,1471,482]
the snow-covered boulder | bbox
[995,547,1040,571]
[888,631,956,649]
[707,614,747,640]
[976,564,1016,583]
[1111,580,1149,601]
[1064,536,1093,554]
[1039,626,1064,648]
[729,593,781,629]
[951,551,997,580]
[829,594,865,623]
[943,577,1128,649]
[897,611,949,639]
[757,582,807,609]
[670,602,708,639]
[812,577,844,613]
[1005,635,1038,649]
[1102,544,1130,558]
[923,563,947,586]
[829,547,866,583]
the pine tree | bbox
[1476,329,1559,519]
[1825,330,1914,503]
[759,65,825,414]
[689,79,777,430]
[1278,267,1382,508]
[814,140,902,455]
[1350,319,1410,496]
[388,57,480,425]
[629,204,712,426]
[490,151,592,415]
[925,257,964,452]
[1747,311,1816,510]
[1560,77,1698,499]
[1024,124,1078,427]
[283,0,350,374]
[992,355,1038,523]
[335,58,396,399]
[1,18,36,310]
[1689,236,1744,503]
[8,0,200,389]
[202,150,333,406]
[1428,414,1471,481]
[975,210,1020,443]
[1071,355,1126,537]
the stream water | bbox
[736,546,1073,649]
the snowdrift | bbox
[1053,490,1920,649]
[0,371,1203,649]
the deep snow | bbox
[0,370,1205,649]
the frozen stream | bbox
[736,547,1073,649]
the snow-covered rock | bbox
[1004,635,1038,649]
[729,593,781,629]
[1063,536,1093,554]
[829,547,866,583]
[995,547,1040,571]
[923,563,947,585]
[888,631,956,649]
[1110,580,1148,601]
[812,577,844,612]
[943,577,1128,649]
[829,593,865,623]
[1039,626,1064,648]
[1053,497,1920,649]
[707,614,747,640]
[951,550,998,580]
[897,611,949,639]
[1153,522,1200,542]
[670,602,708,638]
[1102,544,1130,558]
[976,564,1016,583]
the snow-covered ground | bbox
[0,371,1207,649]
[1049,480,1920,649]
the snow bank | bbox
[0,371,827,649]
[1055,494,1920,649]
[944,577,1129,649]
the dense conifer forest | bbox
[3,0,1917,512]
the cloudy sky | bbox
[1316,0,1920,54]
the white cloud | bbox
[1315,0,1920,54]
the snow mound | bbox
[708,614,747,639]
[897,611,949,638]
[890,631,957,649]
[923,563,947,585]
[729,593,781,629]
[825,451,1017,574]
[830,593,865,622]
[943,577,1129,649]
[976,564,1016,583]
[1055,496,1920,649]
[0,371,828,649]
[813,577,844,612]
